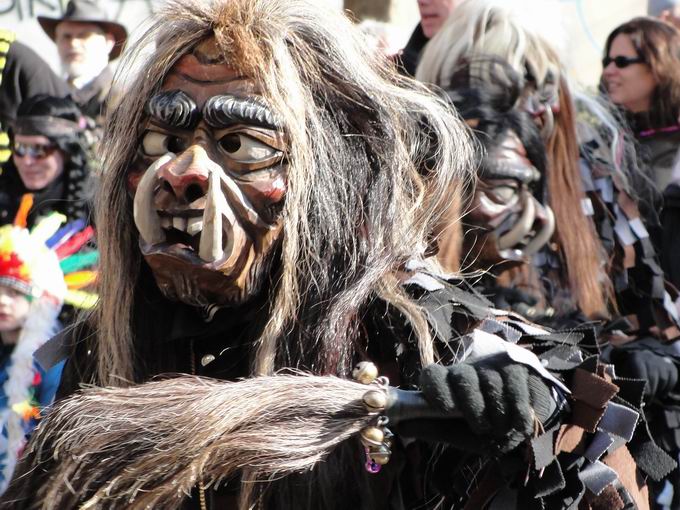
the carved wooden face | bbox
[128,40,287,306]
[464,130,554,268]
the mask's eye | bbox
[491,185,519,204]
[218,134,279,163]
[141,131,185,157]
[540,85,558,105]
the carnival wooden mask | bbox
[129,41,287,306]
[464,130,555,267]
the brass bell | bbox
[352,362,379,385]
[360,426,384,447]
[362,389,387,412]
[201,354,216,366]
[369,445,391,466]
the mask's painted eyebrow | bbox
[145,90,200,130]
[203,95,282,130]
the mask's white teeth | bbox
[199,170,227,262]
[133,153,174,245]
[173,217,188,231]
[161,217,172,229]
[187,217,204,236]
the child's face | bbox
[0,285,31,340]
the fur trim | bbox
[13,374,378,509]
[1,299,61,493]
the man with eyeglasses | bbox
[37,0,127,125]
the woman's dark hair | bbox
[603,17,680,128]
[11,94,91,221]
[16,94,82,123]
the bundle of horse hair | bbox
[4,374,378,509]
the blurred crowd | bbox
[0,0,680,508]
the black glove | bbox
[610,345,679,402]
[398,354,555,455]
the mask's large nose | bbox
[156,146,212,207]
[523,95,547,118]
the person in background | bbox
[649,0,680,28]
[397,0,457,75]
[0,215,67,494]
[418,2,680,506]
[37,0,126,125]
[0,31,67,165]
[602,17,680,193]
[602,17,680,327]
[0,95,91,227]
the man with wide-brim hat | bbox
[37,0,127,122]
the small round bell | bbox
[369,445,391,465]
[362,389,387,412]
[360,426,384,447]
[201,354,216,366]
[352,361,379,384]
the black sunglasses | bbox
[13,142,58,159]
[602,55,645,69]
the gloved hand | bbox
[398,354,556,455]
[610,345,679,402]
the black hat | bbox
[38,0,128,60]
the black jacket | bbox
[394,24,429,77]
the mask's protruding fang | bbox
[134,153,174,245]
[199,170,226,263]
[523,203,556,256]
[497,194,536,250]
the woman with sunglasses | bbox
[602,17,680,193]
[0,94,91,228]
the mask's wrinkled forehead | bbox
[158,37,263,109]
[175,37,235,82]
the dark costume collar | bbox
[627,110,680,138]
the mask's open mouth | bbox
[159,215,203,252]
[163,228,200,252]
[134,154,243,267]
[141,210,236,269]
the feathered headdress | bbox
[0,193,98,492]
